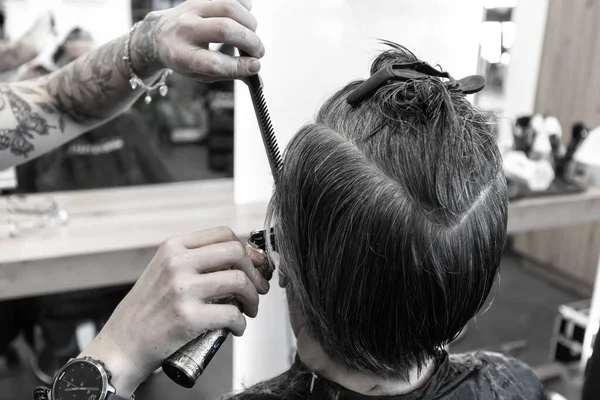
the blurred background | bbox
[0,1,599,400]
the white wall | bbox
[501,0,549,120]
[232,0,484,391]
[234,0,484,205]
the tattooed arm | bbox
[0,12,54,74]
[0,0,264,170]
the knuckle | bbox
[228,307,246,328]
[227,240,246,258]
[161,254,181,273]
[232,270,250,291]
[175,14,194,35]
[197,53,220,76]
[159,237,172,250]
[213,19,232,40]
[174,302,195,331]
[214,226,236,241]
[208,56,222,77]
[160,237,178,253]
[194,0,210,13]
[147,10,161,21]
[175,12,188,27]
[219,0,237,17]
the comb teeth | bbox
[238,50,282,178]
[247,81,283,177]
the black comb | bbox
[240,50,282,182]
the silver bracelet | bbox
[123,21,172,104]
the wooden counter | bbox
[0,179,267,299]
[0,179,266,264]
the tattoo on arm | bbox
[37,35,131,126]
[129,12,165,78]
[0,84,56,157]
[0,37,129,158]
[0,37,130,159]
[0,16,163,161]
[38,14,164,126]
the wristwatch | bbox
[50,357,132,400]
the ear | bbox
[275,253,290,289]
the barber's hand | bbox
[79,227,270,397]
[131,0,264,81]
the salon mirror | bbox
[4,0,234,196]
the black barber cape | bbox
[250,351,548,400]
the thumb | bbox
[245,245,270,294]
[228,55,260,78]
[246,244,266,267]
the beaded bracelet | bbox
[123,21,172,104]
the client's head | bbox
[267,43,507,380]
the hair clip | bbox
[347,61,486,106]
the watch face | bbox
[52,360,106,400]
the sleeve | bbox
[475,351,549,400]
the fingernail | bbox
[261,279,270,293]
[256,250,266,263]
[249,59,261,74]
